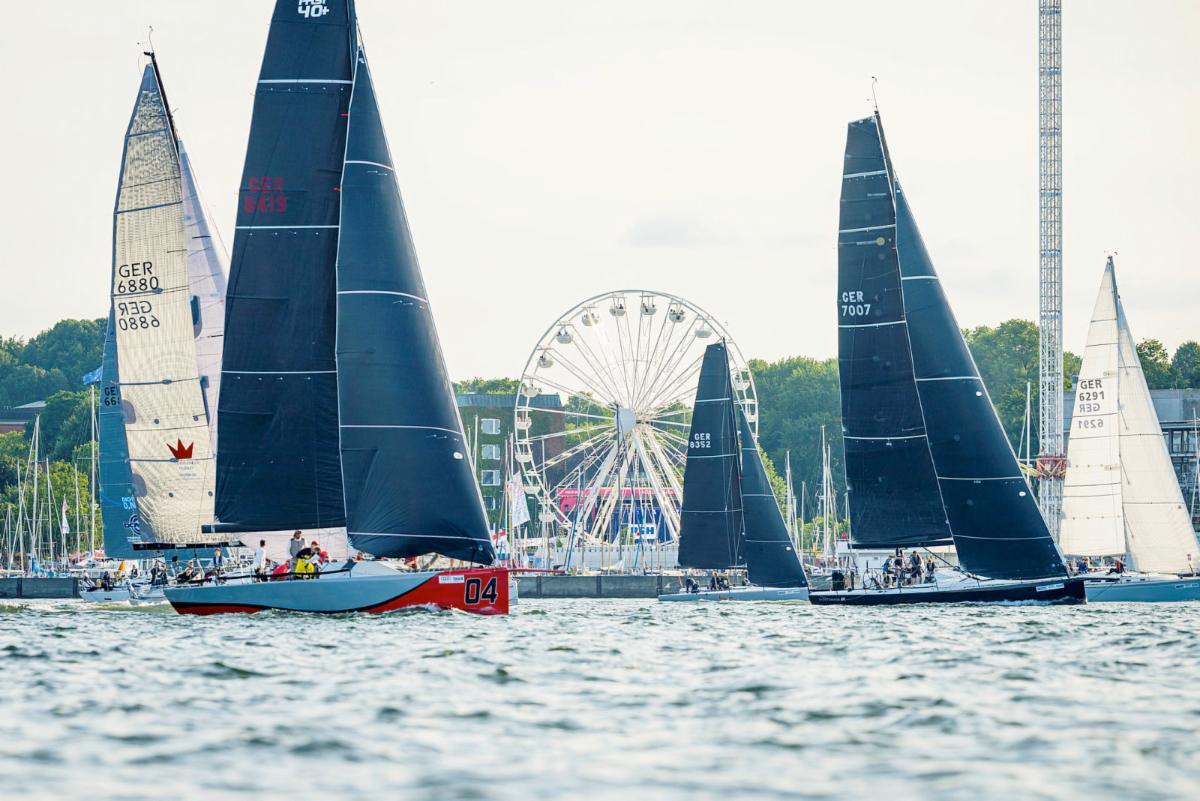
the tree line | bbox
[3,317,1197,553]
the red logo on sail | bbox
[168,439,194,460]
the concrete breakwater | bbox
[514,573,830,598]
[0,577,80,599]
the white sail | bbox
[1060,261,1124,556]
[1113,267,1198,574]
[178,140,228,451]
[1061,257,1198,573]
[111,66,216,543]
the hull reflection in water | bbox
[810,576,1086,606]
[165,563,509,616]
[1085,575,1200,603]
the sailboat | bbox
[1060,257,1200,601]
[88,52,229,604]
[810,111,1084,605]
[164,0,507,616]
[658,342,809,602]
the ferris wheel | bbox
[514,289,756,545]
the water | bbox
[1,599,1198,800]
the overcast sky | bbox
[2,1,1197,380]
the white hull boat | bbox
[1085,574,1200,602]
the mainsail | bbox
[212,0,494,564]
[109,63,215,544]
[337,49,493,562]
[837,117,952,550]
[839,113,1066,581]
[737,405,808,588]
[179,142,228,450]
[1061,258,1198,574]
[677,342,744,569]
[214,1,357,533]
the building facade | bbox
[455,393,564,528]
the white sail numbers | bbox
[840,290,871,318]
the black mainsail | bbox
[837,117,952,549]
[336,49,492,563]
[837,113,1066,581]
[737,405,808,588]
[211,0,494,564]
[214,1,357,533]
[677,342,744,570]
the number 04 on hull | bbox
[165,564,509,616]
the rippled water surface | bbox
[2,599,1198,800]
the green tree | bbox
[27,390,92,463]
[749,355,843,500]
[1172,341,1200,388]
[1137,339,1176,389]
[18,319,105,386]
[455,377,521,395]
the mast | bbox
[1037,0,1065,538]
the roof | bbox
[456,393,562,409]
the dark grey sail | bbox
[337,49,494,563]
[97,312,143,558]
[213,0,357,533]
[837,116,953,549]
[894,183,1066,580]
[737,406,807,588]
[677,342,743,569]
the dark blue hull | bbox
[809,577,1086,606]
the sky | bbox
[1,0,1197,381]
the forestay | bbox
[111,65,215,543]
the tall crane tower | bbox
[1037,0,1065,537]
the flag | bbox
[81,365,102,386]
[506,471,530,528]
[60,499,70,536]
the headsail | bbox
[886,125,1065,580]
[837,116,952,549]
[213,0,357,533]
[1063,258,1198,573]
[97,313,142,558]
[179,141,228,451]
[337,49,494,563]
[737,405,808,588]
[677,342,744,569]
[110,64,215,544]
